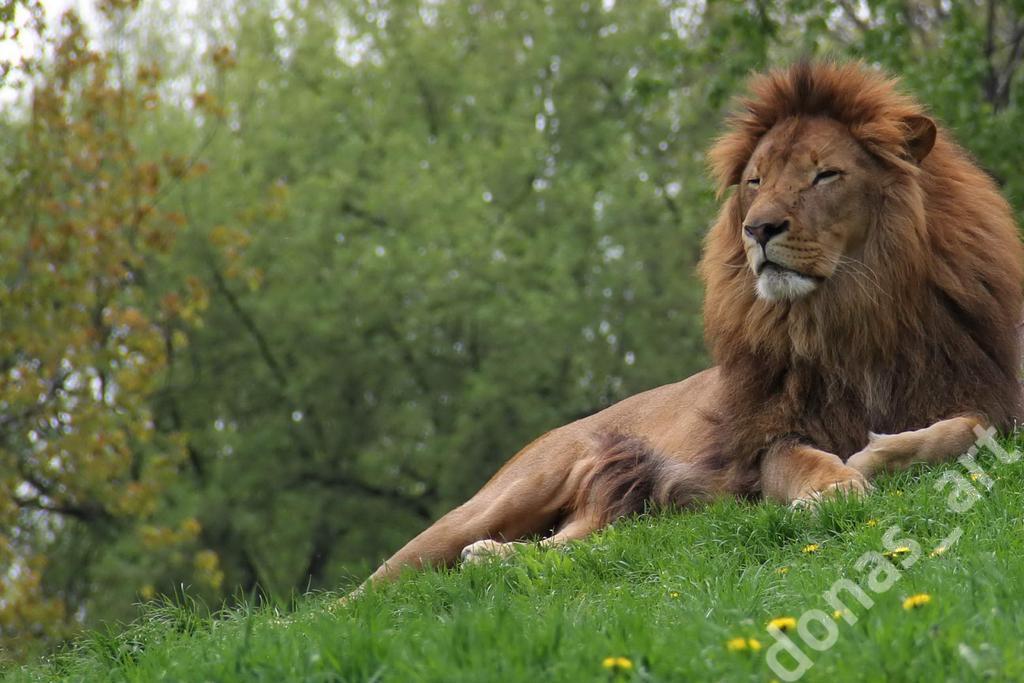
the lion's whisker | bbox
[833,253,892,302]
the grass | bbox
[7,435,1024,682]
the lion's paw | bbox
[791,468,871,509]
[460,539,521,564]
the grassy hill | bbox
[8,435,1024,682]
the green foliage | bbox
[8,439,1024,681]
[153,0,723,600]
[3,0,1024,661]
[0,3,225,661]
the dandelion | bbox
[903,593,932,610]
[669,591,680,599]
[775,566,790,575]
[767,616,797,632]
[602,656,633,673]
[726,637,762,652]
[866,519,878,527]
[930,545,948,557]
[883,546,912,560]
[832,609,851,620]
[726,637,747,652]
[802,543,820,554]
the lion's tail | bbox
[572,433,711,525]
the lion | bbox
[356,61,1024,591]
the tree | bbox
[0,2,221,660]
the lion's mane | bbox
[699,61,1024,475]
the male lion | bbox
[358,61,1024,590]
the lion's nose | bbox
[744,219,789,248]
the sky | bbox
[0,1,96,106]
[0,0,91,61]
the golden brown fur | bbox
[702,61,1023,473]
[354,62,1024,591]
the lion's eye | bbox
[813,169,841,185]
[746,178,761,188]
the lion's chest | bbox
[777,363,906,458]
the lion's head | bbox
[699,61,1024,457]
[732,114,933,302]
[704,62,944,305]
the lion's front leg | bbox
[761,442,870,506]
[846,415,984,479]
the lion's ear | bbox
[904,115,936,163]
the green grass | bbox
[8,435,1024,682]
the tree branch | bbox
[836,0,869,33]
[996,20,1024,108]
[13,494,112,524]
[208,263,289,388]
[290,469,436,521]
[340,199,388,229]
[984,0,1000,106]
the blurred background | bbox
[2,0,1023,661]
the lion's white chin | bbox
[755,268,818,302]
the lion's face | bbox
[738,117,883,302]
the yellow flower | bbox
[970,472,981,481]
[832,609,850,620]
[669,591,680,599]
[726,637,748,652]
[726,637,762,652]
[883,546,911,560]
[903,593,932,610]
[602,656,633,673]
[775,566,790,575]
[866,519,878,527]
[802,543,819,554]
[930,545,948,558]
[892,490,903,497]
[139,584,156,600]
[767,617,797,632]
